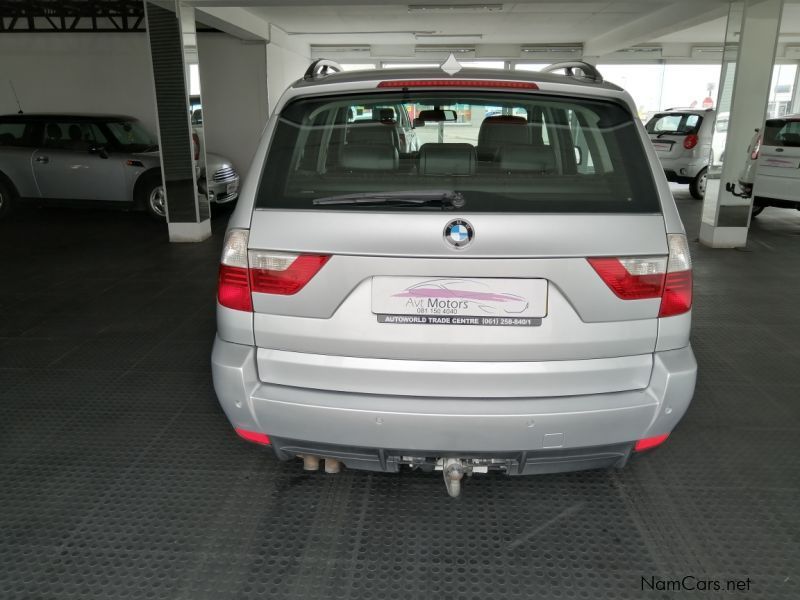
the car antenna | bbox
[9,80,23,114]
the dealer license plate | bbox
[372,277,548,326]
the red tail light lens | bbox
[683,134,698,150]
[235,428,271,445]
[249,253,330,296]
[218,265,253,312]
[751,135,761,160]
[377,79,538,90]
[659,234,692,317]
[192,132,200,161]
[587,257,665,300]
[218,230,331,308]
[659,270,693,317]
[634,433,669,452]
[588,235,692,317]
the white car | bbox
[645,108,715,199]
[737,114,800,217]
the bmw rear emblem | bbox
[444,219,474,249]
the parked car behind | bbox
[0,113,238,220]
[212,60,697,497]
[645,108,715,199]
[737,115,800,218]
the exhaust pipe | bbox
[324,458,341,474]
[301,454,320,471]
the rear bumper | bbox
[661,158,706,182]
[211,336,697,470]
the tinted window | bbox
[42,121,108,151]
[105,120,157,152]
[645,113,703,135]
[763,119,800,147]
[256,91,659,214]
[0,122,27,146]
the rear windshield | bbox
[256,91,660,213]
[645,113,702,136]
[763,118,800,147]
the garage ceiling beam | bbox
[0,0,145,32]
[583,0,729,57]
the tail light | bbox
[217,229,330,312]
[683,134,698,150]
[192,132,200,161]
[634,433,669,452]
[588,234,692,318]
[658,234,692,317]
[750,135,762,160]
[249,251,330,296]
[587,256,666,300]
[218,229,252,312]
[377,79,538,90]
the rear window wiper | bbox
[312,190,466,209]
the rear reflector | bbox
[235,428,271,445]
[634,433,669,452]
[249,252,330,296]
[377,79,538,89]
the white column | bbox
[699,0,783,248]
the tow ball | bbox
[441,458,466,498]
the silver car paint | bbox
[213,68,696,464]
[0,117,236,207]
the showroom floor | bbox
[1,192,798,599]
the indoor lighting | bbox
[408,4,503,13]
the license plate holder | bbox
[372,277,548,326]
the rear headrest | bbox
[46,123,62,140]
[378,108,395,122]
[347,123,395,145]
[340,143,398,171]
[419,143,476,176]
[499,145,557,173]
[478,115,529,147]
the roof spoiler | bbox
[541,61,603,83]
[304,59,343,81]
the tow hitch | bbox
[435,457,492,497]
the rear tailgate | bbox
[248,211,666,395]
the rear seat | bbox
[477,115,530,161]
[419,143,476,176]
[499,145,557,174]
[347,122,401,151]
[340,143,398,171]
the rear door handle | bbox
[35,156,50,164]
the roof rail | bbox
[541,61,603,84]
[303,59,343,81]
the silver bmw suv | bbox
[212,60,697,496]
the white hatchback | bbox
[738,114,800,217]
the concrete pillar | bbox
[144,1,211,242]
[700,0,783,248]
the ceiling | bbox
[192,1,800,57]
[244,1,728,45]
